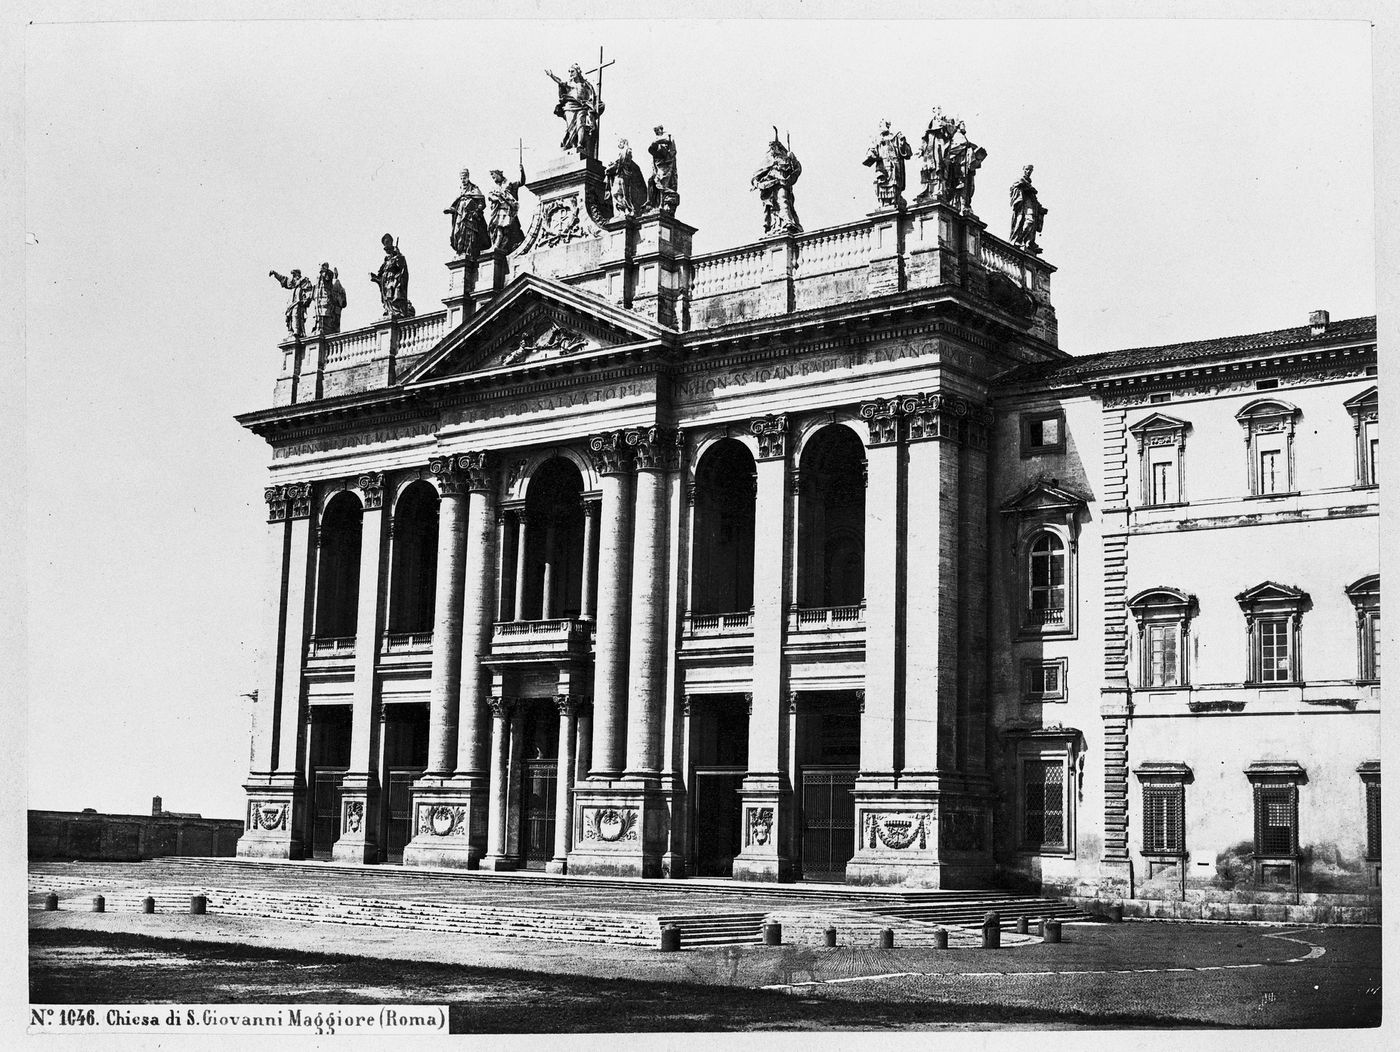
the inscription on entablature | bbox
[446,380,653,425]
[273,421,439,460]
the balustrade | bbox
[323,329,377,366]
[689,247,768,297]
[794,223,874,276]
[788,604,866,631]
[306,635,355,658]
[380,631,434,654]
[683,610,755,636]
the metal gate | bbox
[310,768,346,860]
[800,766,856,879]
[385,767,421,863]
[521,759,557,864]
[692,767,745,877]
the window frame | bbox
[1345,575,1380,683]
[1245,762,1306,892]
[1019,526,1076,637]
[1014,736,1078,857]
[1343,387,1379,489]
[1358,761,1380,863]
[1128,587,1196,689]
[1019,409,1067,457]
[1128,413,1190,508]
[1235,399,1300,498]
[1021,658,1068,703]
[1236,582,1308,686]
[1134,762,1192,859]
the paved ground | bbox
[29,911,1382,1030]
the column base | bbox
[566,781,677,878]
[544,858,568,874]
[400,775,489,869]
[478,854,517,872]
[730,773,795,883]
[235,778,306,860]
[843,776,995,888]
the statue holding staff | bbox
[444,169,489,257]
[268,267,311,338]
[546,63,604,158]
[1009,165,1048,255]
[309,263,347,336]
[647,125,679,215]
[751,128,803,237]
[369,233,414,319]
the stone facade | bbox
[235,143,1378,915]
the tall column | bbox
[858,399,903,774]
[734,414,794,881]
[624,427,678,778]
[585,432,635,779]
[334,472,389,863]
[425,455,469,776]
[455,453,499,780]
[901,393,961,773]
[547,694,579,872]
[512,512,529,622]
[480,694,516,870]
[239,481,314,859]
[579,499,598,620]
[541,519,557,619]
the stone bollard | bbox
[878,928,894,949]
[91,895,105,913]
[824,927,837,948]
[1044,918,1062,944]
[1016,915,1029,935]
[190,894,207,916]
[1108,903,1124,924]
[1037,917,1046,937]
[659,924,681,952]
[142,896,156,915]
[763,922,782,946]
[43,893,58,911]
[981,911,1001,949]
[934,927,948,950]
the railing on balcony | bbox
[683,610,754,637]
[492,618,593,643]
[689,246,768,297]
[788,604,866,631]
[1025,607,1066,626]
[980,237,1028,284]
[323,329,378,367]
[381,631,433,655]
[395,311,450,358]
[794,221,875,276]
[306,636,355,658]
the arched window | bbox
[690,439,756,616]
[387,481,439,634]
[312,492,364,640]
[1027,532,1067,623]
[521,458,586,620]
[797,425,866,608]
[1345,574,1380,682]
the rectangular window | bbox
[1258,448,1283,494]
[1254,785,1297,856]
[1023,759,1066,848]
[1147,623,1179,687]
[1366,781,1381,861]
[1361,611,1380,681]
[1257,618,1292,682]
[1023,659,1067,701]
[1364,423,1378,487]
[1020,411,1067,456]
[1149,459,1171,504]
[1142,784,1185,854]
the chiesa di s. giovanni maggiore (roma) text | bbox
[237,65,1379,922]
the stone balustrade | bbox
[683,610,755,637]
[381,631,434,655]
[788,603,866,631]
[306,635,356,658]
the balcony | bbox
[683,610,754,638]
[1025,607,1066,626]
[787,603,865,632]
[306,636,355,660]
[381,631,433,656]
[488,618,594,663]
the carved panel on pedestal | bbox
[746,806,774,847]
[863,810,932,850]
[579,807,639,843]
[248,801,288,832]
[417,804,469,837]
[343,800,365,835]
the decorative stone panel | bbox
[579,807,640,843]
[247,801,288,832]
[417,804,469,837]
[862,810,932,851]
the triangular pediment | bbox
[1127,412,1190,435]
[402,273,673,385]
[1000,477,1093,515]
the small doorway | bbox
[518,701,560,868]
[795,694,860,881]
[688,694,749,877]
[381,703,428,863]
[307,706,351,860]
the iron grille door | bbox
[801,767,856,879]
[385,767,421,863]
[311,768,346,860]
[522,759,558,863]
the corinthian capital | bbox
[486,695,515,719]
[749,413,790,460]
[428,453,468,496]
[587,430,634,476]
[858,398,902,446]
[356,471,386,510]
[458,450,498,493]
[625,426,684,472]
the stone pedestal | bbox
[566,780,677,878]
[236,777,306,859]
[400,774,489,868]
[844,776,995,887]
[471,252,509,314]
[330,773,379,863]
[442,255,478,329]
[731,773,795,882]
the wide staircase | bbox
[30,858,1087,947]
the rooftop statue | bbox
[752,128,803,237]
[445,169,489,258]
[309,263,347,336]
[369,234,414,319]
[917,108,987,214]
[268,268,312,338]
[647,125,679,216]
[487,167,527,254]
[546,64,604,159]
[1009,165,1048,255]
[605,139,648,218]
[863,119,912,209]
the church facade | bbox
[235,106,1379,916]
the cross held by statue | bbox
[585,47,615,107]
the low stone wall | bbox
[1066,893,1380,926]
[28,810,243,862]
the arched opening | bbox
[521,458,586,620]
[691,439,756,615]
[1028,532,1066,618]
[387,481,439,634]
[313,493,363,640]
[797,425,866,608]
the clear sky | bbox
[21,15,1375,818]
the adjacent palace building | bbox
[235,107,1380,921]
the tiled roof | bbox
[1000,315,1376,386]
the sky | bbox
[19,15,1377,818]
